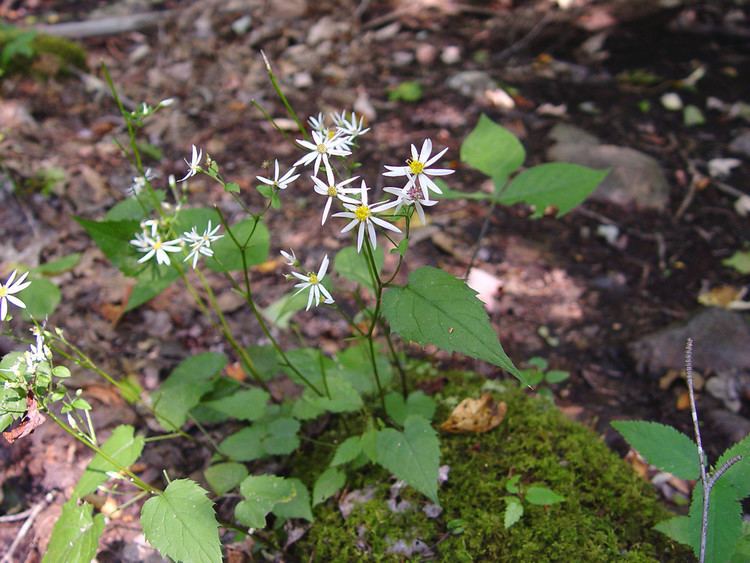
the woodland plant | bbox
[0,56,622,562]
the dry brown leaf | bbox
[698,285,750,310]
[439,393,507,434]
[676,391,691,411]
[225,362,247,382]
[3,395,46,444]
[254,258,281,274]
[625,450,649,480]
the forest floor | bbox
[0,0,749,560]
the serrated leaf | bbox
[461,113,525,181]
[498,163,608,218]
[141,479,221,563]
[525,486,565,505]
[334,245,384,294]
[313,467,346,506]
[201,388,269,421]
[331,436,362,466]
[385,391,436,425]
[361,424,378,463]
[654,515,692,546]
[75,217,141,275]
[382,267,520,381]
[31,253,81,276]
[205,218,269,272]
[714,433,750,499]
[504,497,524,529]
[273,478,313,522]
[687,480,743,561]
[376,415,440,503]
[235,475,295,528]
[204,462,248,495]
[152,352,227,431]
[723,251,750,274]
[18,278,61,320]
[611,420,699,480]
[43,500,105,563]
[73,425,144,498]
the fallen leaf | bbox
[698,285,750,310]
[439,393,507,434]
[225,362,247,382]
[676,391,690,410]
[3,395,46,444]
[624,450,649,480]
[254,258,281,274]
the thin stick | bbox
[0,494,51,563]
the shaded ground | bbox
[1,0,749,559]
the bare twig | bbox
[33,11,172,38]
[0,493,53,563]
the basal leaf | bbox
[331,340,392,396]
[75,217,141,275]
[334,245,384,294]
[611,420,699,480]
[525,486,565,506]
[18,278,61,320]
[313,467,346,506]
[261,289,310,329]
[152,352,227,431]
[272,478,313,522]
[461,114,525,181]
[235,475,296,529]
[73,424,144,498]
[499,162,608,218]
[219,418,300,461]
[219,426,264,462]
[654,516,692,547]
[204,462,248,496]
[43,500,105,563]
[141,479,221,563]
[104,190,165,221]
[292,374,363,420]
[385,391,436,425]
[201,388,269,421]
[382,267,520,381]
[376,415,440,503]
[331,436,362,466]
[31,253,81,276]
[504,497,524,529]
[205,218,269,272]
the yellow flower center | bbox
[408,159,425,175]
[0,287,6,298]
[316,143,327,154]
[308,273,319,285]
[327,130,336,140]
[355,205,371,222]
[153,240,163,250]
[327,186,338,197]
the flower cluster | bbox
[130,218,223,269]
[285,253,334,311]
[0,270,31,321]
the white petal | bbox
[356,223,365,252]
[0,298,6,321]
[306,287,315,311]
[319,284,334,303]
[371,216,402,233]
[274,159,279,180]
[6,294,25,309]
[318,254,329,279]
[424,145,448,167]
[424,168,454,176]
[410,144,419,161]
[341,218,359,233]
[322,197,333,225]
[291,272,309,282]
[5,270,17,286]
[367,221,377,249]
[419,138,433,163]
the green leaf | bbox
[31,253,81,276]
[313,467,346,506]
[388,81,423,102]
[361,424,378,462]
[261,289,309,329]
[505,475,521,494]
[686,480,744,561]
[141,479,221,563]
[219,418,300,461]
[331,436,362,466]
[498,163,608,218]
[262,417,301,455]
[201,388,269,421]
[126,266,179,311]
[461,114,525,181]
[75,218,141,275]
[527,357,548,371]
[73,425,145,498]
[205,218,269,272]
[43,501,105,563]
[225,182,241,193]
[384,391,436,425]
[219,426,263,462]
[376,415,440,503]
[331,340,392,395]
[714,433,750,499]
[723,251,750,274]
[204,462,248,495]
[52,366,71,378]
[504,497,524,529]
[334,245,384,294]
[382,267,521,381]
[525,486,565,505]
[172,207,221,235]
[273,478,313,522]
[292,374,363,420]
[105,191,165,221]
[545,370,570,384]
[654,516,692,547]
[18,278,61,320]
[235,475,296,528]
[152,352,227,431]
[611,421,699,480]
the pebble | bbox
[729,130,750,157]
[441,46,461,64]
[416,44,437,65]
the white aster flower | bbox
[256,160,300,191]
[332,180,401,253]
[25,326,51,373]
[182,221,223,269]
[178,145,203,183]
[294,130,352,177]
[311,166,360,225]
[129,168,156,196]
[334,110,370,140]
[308,112,327,134]
[384,175,439,225]
[383,138,454,200]
[0,270,31,321]
[290,255,334,311]
[130,226,182,266]
[280,249,298,267]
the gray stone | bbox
[548,127,671,210]
[307,16,347,45]
[446,71,497,99]
[729,130,750,157]
[548,124,600,147]
[629,308,750,375]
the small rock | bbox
[660,92,683,111]
[729,131,750,157]
[708,157,741,179]
[548,123,601,147]
[374,22,400,41]
[0,100,36,129]
[707,409,750,444]
[415,44,437,65]
[485,88,515,110]
[705,371,747,412]
[293,71,313,89]
[441,45,461,64]
[307,16,346,45]
[354,88,376,122]
[128,44,150,63]
[446,70,498,99]
[231,14,252,35]
[537,103,567,117]
[393,50,413,67]
[339,487,376,519]
[735,195,750,217]
[423,503,443,518]
[629,308,750,376]
[547,129,670,210]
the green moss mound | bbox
[0,27,86,77]
[294,373,692,562]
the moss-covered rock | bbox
[0,27,86,77]
[293,373,693,562]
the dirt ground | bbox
[0,0,749,560]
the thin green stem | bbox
[260,50,308,141]
[143,432,183,443]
